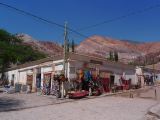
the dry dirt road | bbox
[0,96,157,120]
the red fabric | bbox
[120,79,131,90]
[102,78,110,92]
[69,91,88,98]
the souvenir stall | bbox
[75,69,84,91]
[99,71,111,92]
[51,75,60,97]
[42,73,51,95]
[68,62,103,98]
[118,76,131,90]
[68,69,88,99]
[89,70,103,95]
[26,75,33,92]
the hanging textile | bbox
[84,70,92,82]
[43,73,51,95]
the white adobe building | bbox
[5,53,141,92]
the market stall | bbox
[99,71,111,92]
[42,73,51,95]
[26,75,33,92]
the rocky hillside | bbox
[76,35,160,64]
[16,34,63,56]
[15,34,160,66]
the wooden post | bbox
[155,88,157,100]
[129,90,133,98]
[61,22,68,99]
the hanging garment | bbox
[51,80,60,95]
[84,70,92,82]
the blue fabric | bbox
[84,71,92,81]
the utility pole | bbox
[63,21,68,77]
[153,58,155,82]
[61,22,68,98]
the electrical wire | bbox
[0,2,160,46]
[77,4,160,31]
[0,2,89,40]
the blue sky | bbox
[0,0,160,44]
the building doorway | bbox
[110,75,115,88]
[11,74,15,86]
[27,75,33,91]
[36,74,41,88]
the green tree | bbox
[67,42,70,52]
[114,51,118,62]
[71,39,75,52]
[109,51,114,61]
[0,29,45,84]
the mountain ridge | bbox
[16,34,160,65]
[16,33,63,57]
[76,35,160,64]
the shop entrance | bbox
[27,75,33,91]
[36,74,41,88]
[110,75,115,87]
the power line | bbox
[0,2,65,29]
[77,4,160,31]
[0,2,90,40]
[1,2,159,48]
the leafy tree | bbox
[0,29,45,84]
[71,39,75,52]
[67,42,70,52]
[114,51,118,62]
[109,51,114,61]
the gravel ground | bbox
[0,93,73,112]
[0,96,157,120]
[139,86,160,100]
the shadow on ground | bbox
[0,97,24,112]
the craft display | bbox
[43,73,51,95]
[26,75,33,92]
[51,75,61,97]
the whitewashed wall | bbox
[55,65,63,71]
[6,61,58,86]
[19,71,27,84]
[53,60,63,73]
[114,74,121,85]
[7,69,19,85]
[7,64,37,86]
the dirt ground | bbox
[0,86,159,120]
[0,87,160,120]
[0,92,73,112]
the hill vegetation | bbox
[0,29,46,83]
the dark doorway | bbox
[110,75,115,87]
[36,74,41,88]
